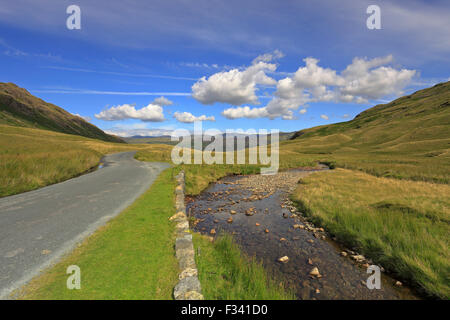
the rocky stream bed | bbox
[186,168,419,300]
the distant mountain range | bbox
[125,132,295,149]
[0,82,124,143]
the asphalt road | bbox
[0,152,170,299]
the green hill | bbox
[280,81,450,183]
[0,82,124,143]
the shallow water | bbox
[187,170,419,300]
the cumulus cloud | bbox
[252,49,285,64]
[94,103,165,121]
[173,111,215,123]
[338,55,416,102]
[152,96,173,106]
[320,114,329,120]
[221,106,269,119]
[191,61,277,105]
[299,108,307,114]
[219,54,416,120]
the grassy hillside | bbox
[0,124,172,197]
[281,81,450,183]
[0,82,124,143]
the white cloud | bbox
[299,108,307,114]
[191,61,277,105]
[173,111,215,123]
[320,114,329,120]
[94,103,165,121]
[218,54,416,120]
[221,106,269,119]
[152,96,173,106]
[338,55,416,102]
[180,62,220,69]
[252,49,285,64]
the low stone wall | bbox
[170,171,204,300]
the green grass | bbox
[18,168,179,299]
[0,82,124,143]
[279,82,450,184]
[17,165,294,300]
[0,124,172,197]
[291,168,450,299]
[193,234,294,300]
[6,81,450,299]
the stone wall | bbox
[170,171,204,300]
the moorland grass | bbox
[0,124,172,197]
[193,233,294,300]
[292,168,450,299]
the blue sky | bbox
[0,0,449,136]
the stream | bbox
[186,168,419,300]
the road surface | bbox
[0,152,170,299]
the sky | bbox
[0,0,449,137]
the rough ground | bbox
[187,169,419,300]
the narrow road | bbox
[0,152,170,299]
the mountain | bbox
[291,81,449,144]
[0,82,124,143]
[283,81,450,183]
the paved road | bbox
[0,152,170,299]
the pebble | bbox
[227,217,233,223]
[278,256,289,263]
[395,281,402,287]
[309,267,321,277]
[340,251,347,257]
[351,255,365,262]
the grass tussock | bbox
[194,234,294,300]
[292,168,450,299]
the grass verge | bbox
[292,168,450,299]
[193,233,294,300]
[18,168,179,299]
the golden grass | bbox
[292,168,450,299]
[0,124,172,197]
